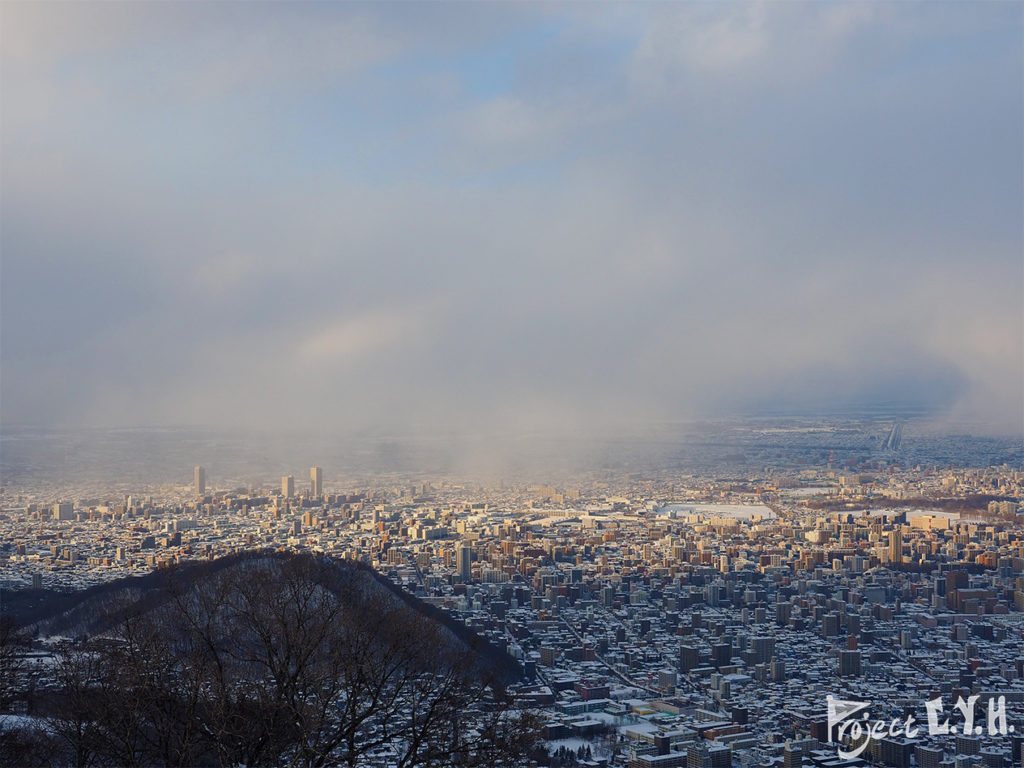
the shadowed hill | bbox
[3,550,521,685]
[2,552,538,767]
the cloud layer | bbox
[2,2,1021,436]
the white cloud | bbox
[296,305,439,367]
[1,2,1019,437]
[630,0,883,90]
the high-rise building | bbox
[310,466,323,497]
[879,737,911,767]
[753,636,776,662]
[770,658,786,682]
[687,745,713,768]
[708,745,731,768]
[194,466,206,496]
[282,475,295,499]
[839,649,862,677]
[52,502,74,521]
[890,529,903,564]
[915,745,943,768]
[1011,735,1023,766]
[955,734,980,756]
[456,544,472,583]
[680,645,700,673]
[711,641,732,668]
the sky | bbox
[2,1,1022,438]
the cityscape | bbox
[1,1,1022,767]
[3,421,1024,766]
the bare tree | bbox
[0,617,54,767]
[35,553,541,767]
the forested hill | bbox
[2,550,522,685]
[2,551,539,767]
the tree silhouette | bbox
[24,553,540,767]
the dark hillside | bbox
[4,551,520,685]
[2,552,537,767]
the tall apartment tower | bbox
[838,649,862,677]
[680,645,700,673]
[310,466,323,497]
[194,466,206,496]
[456,545,472,583]
[889,529,903,564]
[749,636,775,665]
[282,475,295,499]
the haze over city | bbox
[2,1,1021,443]
[4,4,1024,768]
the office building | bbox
[194,466,206,496]
[310,466,323,497]
[282,475,295,499]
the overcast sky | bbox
[2,1,1021,437]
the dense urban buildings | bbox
[2,421,1022,767]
